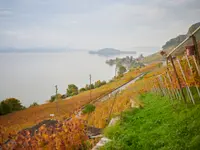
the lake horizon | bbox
[0,51,139,106]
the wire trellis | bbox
[143,26,200,105]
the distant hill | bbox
[141,22,200,64]
[162,35,187,50]
[187,22,200,35]
[162,22,200,50]
[89,48,136,56]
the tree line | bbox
[0,98,25,115]
[49,80,107,102]
[49,67,130,103]
[0,98,40,115]
[0,80,108,115]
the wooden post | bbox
[167,58,182,101]
[169,55,187,103]
[192,56,200,76]
[163,74,173,102]
[191,35,200,66]
[166,71,176,99]
[156,77,165,96]
[150,79,156,94]
[159,75,167,96]
[176,58,195,104]
[185,55,200,100]
[155,78,162,96]
[153,82,159,95]
[166,71,180,101]
[55,85,58,113]
[191,35,200,76]
[154,78,160,95]
[152,82,157,94]
[167,69,182,101]
[151,80,157,94]
[89,74,92,102]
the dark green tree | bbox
[79,88,86,93]
[67,84,78,96]
[118,65,127,75]
[101,80,107,86]
[4,98,24,111]
[50,94,62,102]
[94,80,107,88]
[85,84,94,90]
[89,84,94,90]
[0,103,2,115]
[29,102,39,107]
[94,80,102,88]
[0,101,12,115]
[85,84,90,90]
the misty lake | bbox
[0,51,138,106]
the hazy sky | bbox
[0,0,199,50]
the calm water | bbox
[0,51,136,106]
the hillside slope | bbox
[102,93,200,149]
[0,63,159,140]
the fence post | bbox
[153,79,160,95]
[185,54,200,100]
[176,58,195,104]
[156,77,164,96]
[163,73,173,102]
[191,35,200,66]
[149,81,154,93]
[159,75,168,96]
[169,55,187,104]
[152,81,158,95]
[166,70,180,101]
[191,35,200,76]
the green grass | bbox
[182,87,200,104]
[102,93,200,150]
[157,87,200,104]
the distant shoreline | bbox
[89,48,136,57]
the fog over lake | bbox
[0,51,139,106]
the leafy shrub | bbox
[82,104,96,114]
[118,65,127,75]
[29,102,39,107]
[50,94,62,102]
[94,80,102,88]
[89,84,94,90]
[94,80,107,88]
[79,88,86,93]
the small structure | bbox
[50,114,55,120]
[185,45,195,56]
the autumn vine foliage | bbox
[142,53,200,104]
[81,63,161,128]
[0,62,161,149]
[0,63,159,138]
[1,118,89,150]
